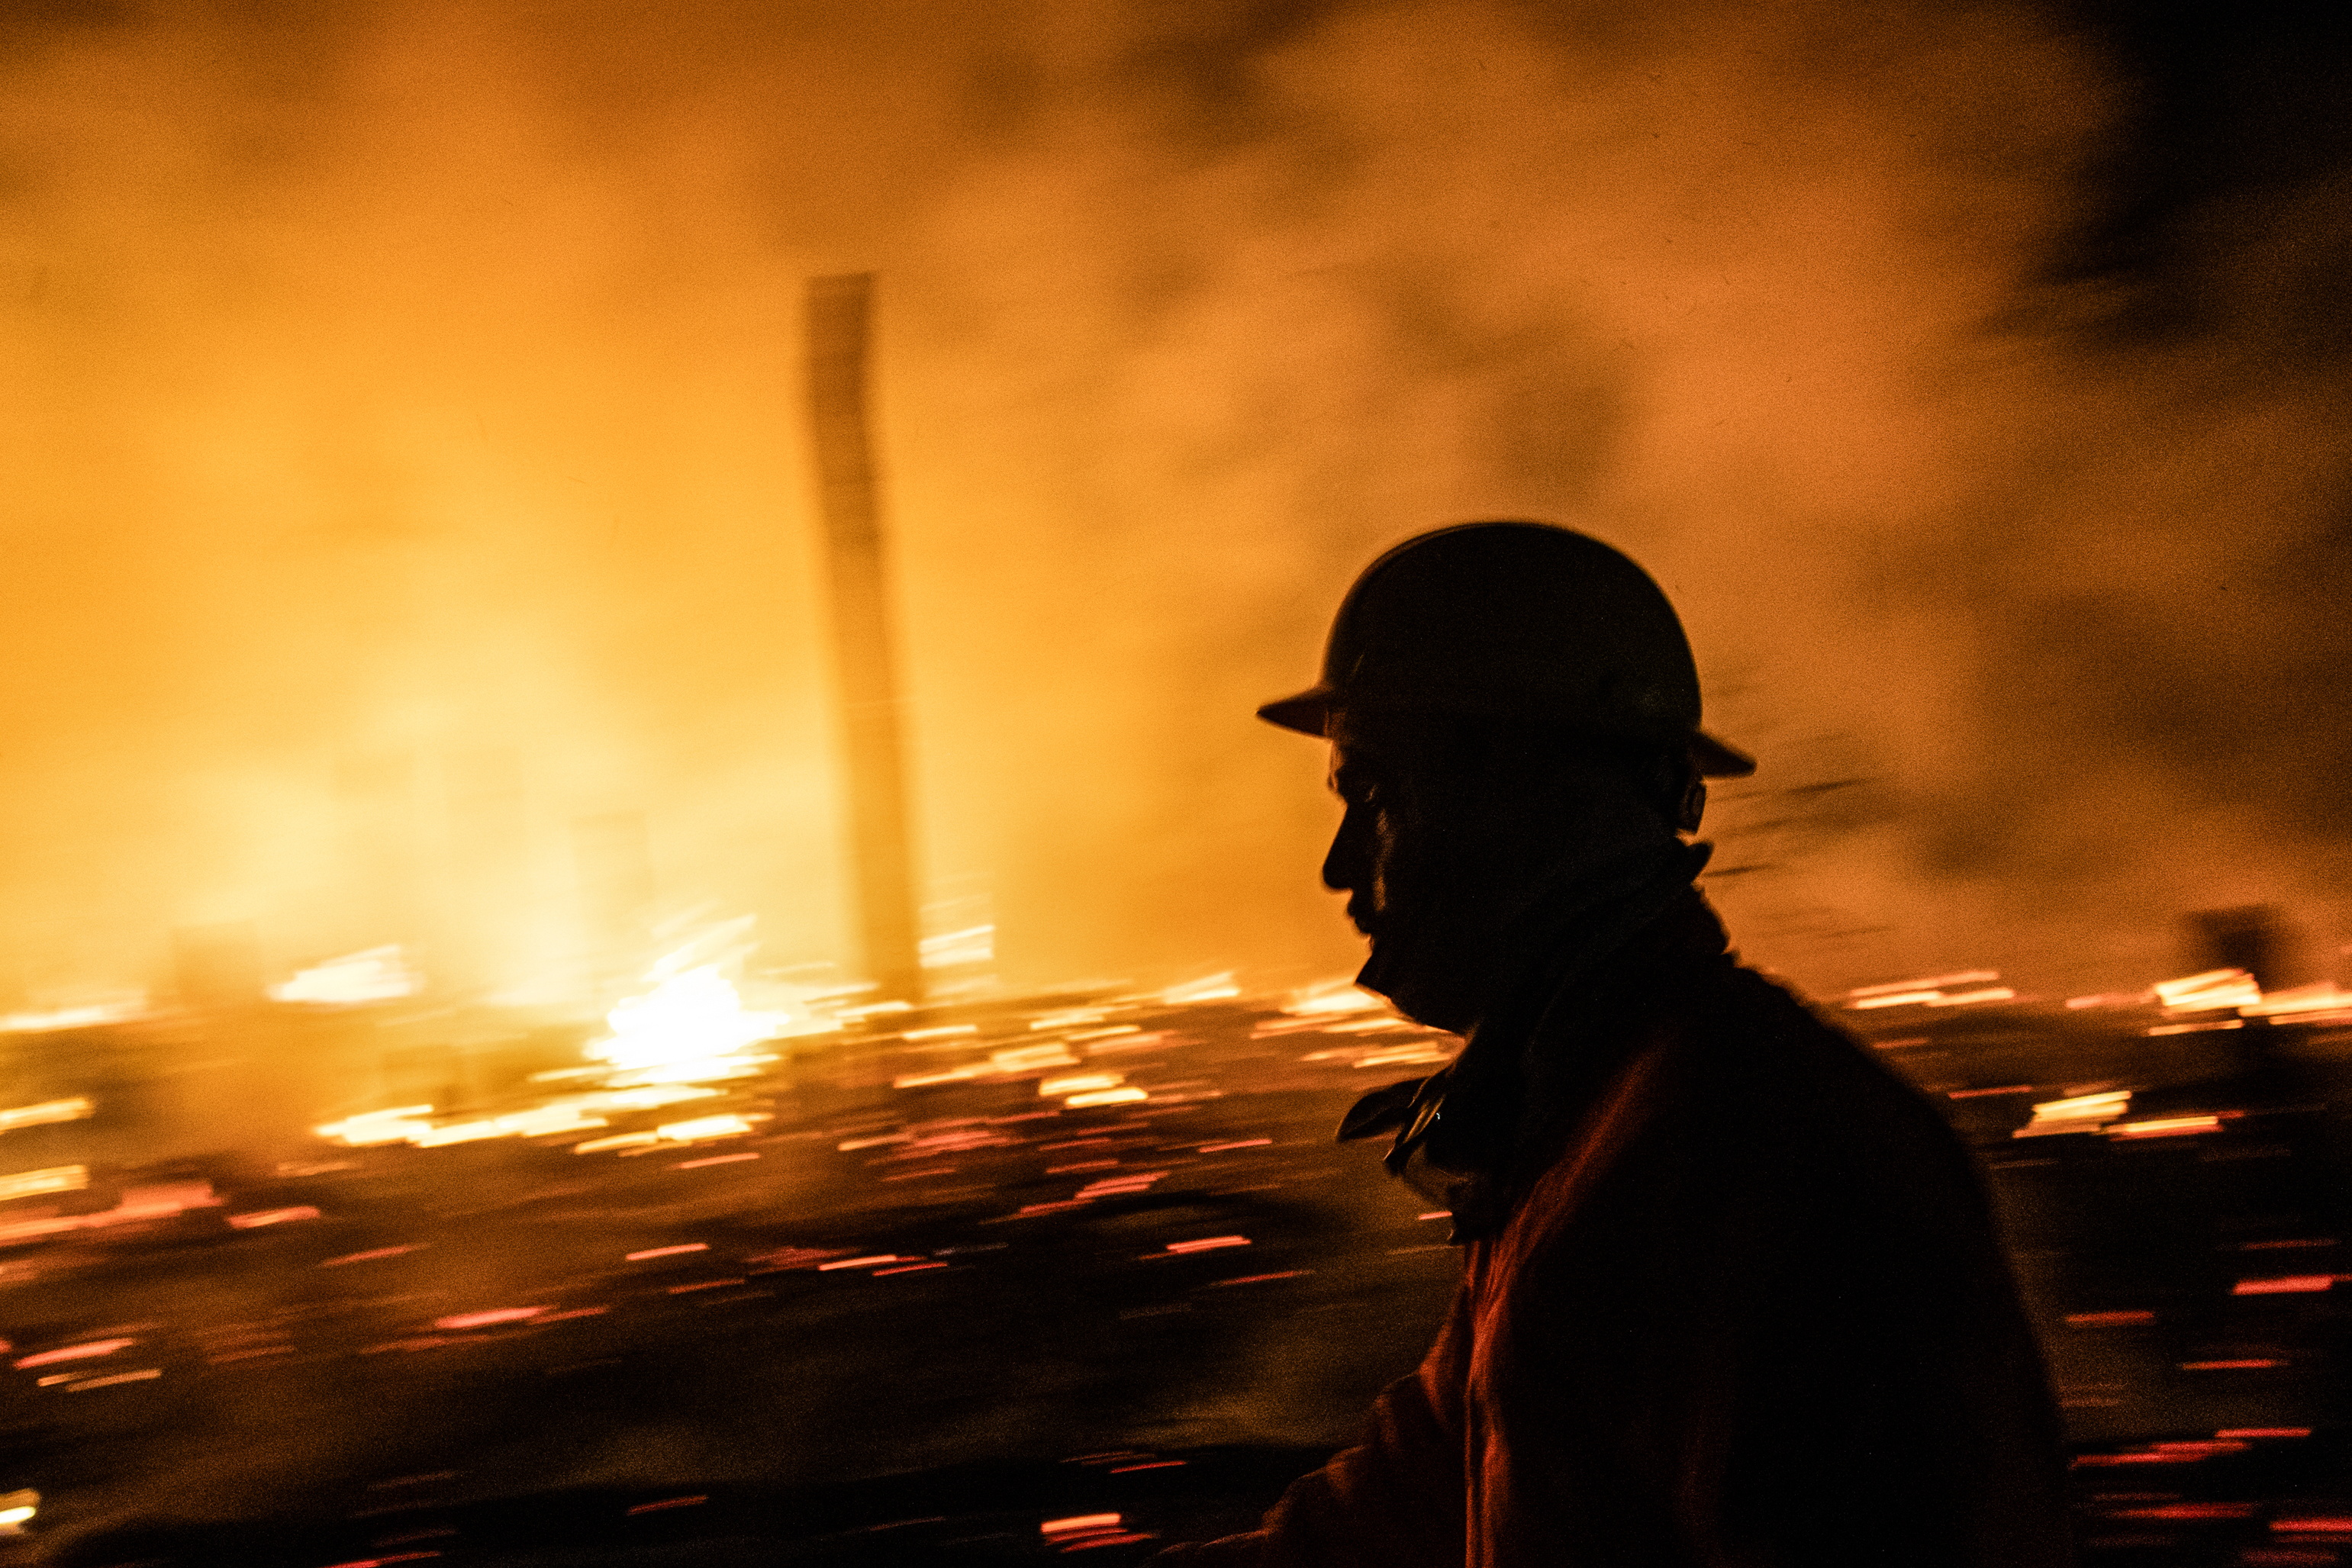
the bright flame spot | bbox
[15,1338,134,1369]
[0,1487,33,1531]
[0,1164,87,1201]
[1283,980,1385,1017]
[1041,1073,1123,1097]
[2108,1116,2224,1138]
[995,1045,1081,1072]
[1844,971,2014,1010]
[270,946,420,1005]
[587,961,791,1083]
[433,1307,547,1329]
[2015,1090,2130,1138]
[654,1114,755,1142]
[228,1206,320,1229]
[1031,1008,1108,1030]
[2154,968,2263,1012]
[1067,1087,1150,1109]
[1354,1045,1455,1067]
[1162,974,1239,1005]
[0,1098,92,1134]
[627,1244,708,1261]
[1924,987,2016,1007]
[575,1132,660,1154]
[314,1107,437,1147]
[1042,1515,1123,1536]
[2241,981,2352,1017]
[1849,970,2001,997]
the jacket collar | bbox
[1338,841,1732,1238]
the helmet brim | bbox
[1688,731,1756,779]
[1255,686,1756,779]
[1255,686,1336,738]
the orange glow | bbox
[1042,1515,1123,1536]
[2231,1276,2338,1295]
[2107,1115,2225,1138]
[433,1308,549,1329]
[14,1339,136,1370]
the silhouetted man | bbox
[1158,523,2071,1567]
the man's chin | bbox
[1356,941,1479,1035]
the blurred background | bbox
[2,0,2349,1017]
[2,3,2352,1560]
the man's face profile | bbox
[1321,732,1397,940]
[1317,713,1531,1032]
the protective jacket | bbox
[1158,868,2073,1568]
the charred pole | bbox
[804,273,923,1003]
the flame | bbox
[312,926,835,1154]
[584,963,788,1085]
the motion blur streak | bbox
[0,2,2345,1005]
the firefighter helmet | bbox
[1257,520,1754,777]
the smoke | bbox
[0,0,2345,1007]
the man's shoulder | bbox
[1643,964,1978,1177]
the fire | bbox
[583,961,791,1085]
[312,926,837,1153]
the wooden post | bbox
[805,273,923,1003]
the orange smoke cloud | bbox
[0,0,2344,1008]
